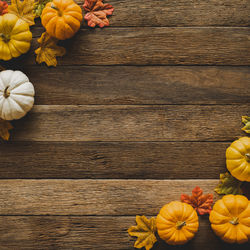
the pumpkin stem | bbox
[246,153,250,162]
[51,4,63,16]
[0,33,10,43]
[229,217,239,225]
[4,86,10,98]
[176,221,186,229]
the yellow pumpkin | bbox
[209,194,250,244]
[41,0,83,40]
[0,14,32,61]
[226,137,250,182]
[156,201,199,245]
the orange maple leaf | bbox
[83,0,114,28]
[0,0,8,15]
[181,186,213,215]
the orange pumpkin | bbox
[156,201,199,245]
[209,195,250,244]
[41,0,82,40]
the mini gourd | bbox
[209,194,250,244]
[41,0,83,40]
[0,14,32,61]
[0,70,35,120]
[156,201,199,245]
[226,137,250,182]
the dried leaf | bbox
[33,0,51,17]
[242,116,250,134]
[0,119,13,141]
[0,0,8,15]
[35,32,66,67]
[181,186,213,215]
[214,172,242,195]
[128,215,157,250]
[8,0,35,26]
[83,0,114,28]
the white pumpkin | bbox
[0,70,35,121]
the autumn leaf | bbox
[242,116,250,134]
[214,172,242,195]
[35,32,66,67]
[0,119,13,141]
[83,0,114,28]
[8,0,35,26]
[33,0,51,17]
[0,0,8,15]
[181,186,213,215]
[128,215,157,250]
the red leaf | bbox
[0,1,8,15]
[181,186,213,215]
[83,0,114,28]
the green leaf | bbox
[34,0,51,17]
[242,116,250,134]
[215,172,242,195]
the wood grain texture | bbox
[0,216,248,250]
[18,66,250,105]
[13,27,249,66]
[17,0,250,27]
[0,179,218,215]
[0,142,228,179]
[12,105,249,142]
[78,0,250,27]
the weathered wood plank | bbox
[80,0,250,27]
[0,142,228,179]
[33,0,250,27]
[16,66,250,105]
[6,27,248,66]
[11,105,249,142]
[0,216,248,250]
[0,180,218,215]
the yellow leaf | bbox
[0,119,13,141]
[128,215,157,250]
[8,0,35,26]
[242,116,250,134]
[35,32,66,67]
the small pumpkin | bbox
[41,0,83,40]
[0,14,32,61]
[226,137,250,182]
[209,194,250,244]
[156,201,199,245]
[0,70,35,120]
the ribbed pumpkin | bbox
[209,195,250,244]
[0,70,35,120]
[0,14,32,61]
[41,0,82,40]
[226,137,250,182]
[156,201,199,245]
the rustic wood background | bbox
[1,0,250,249]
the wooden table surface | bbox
[1,0,250,249]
